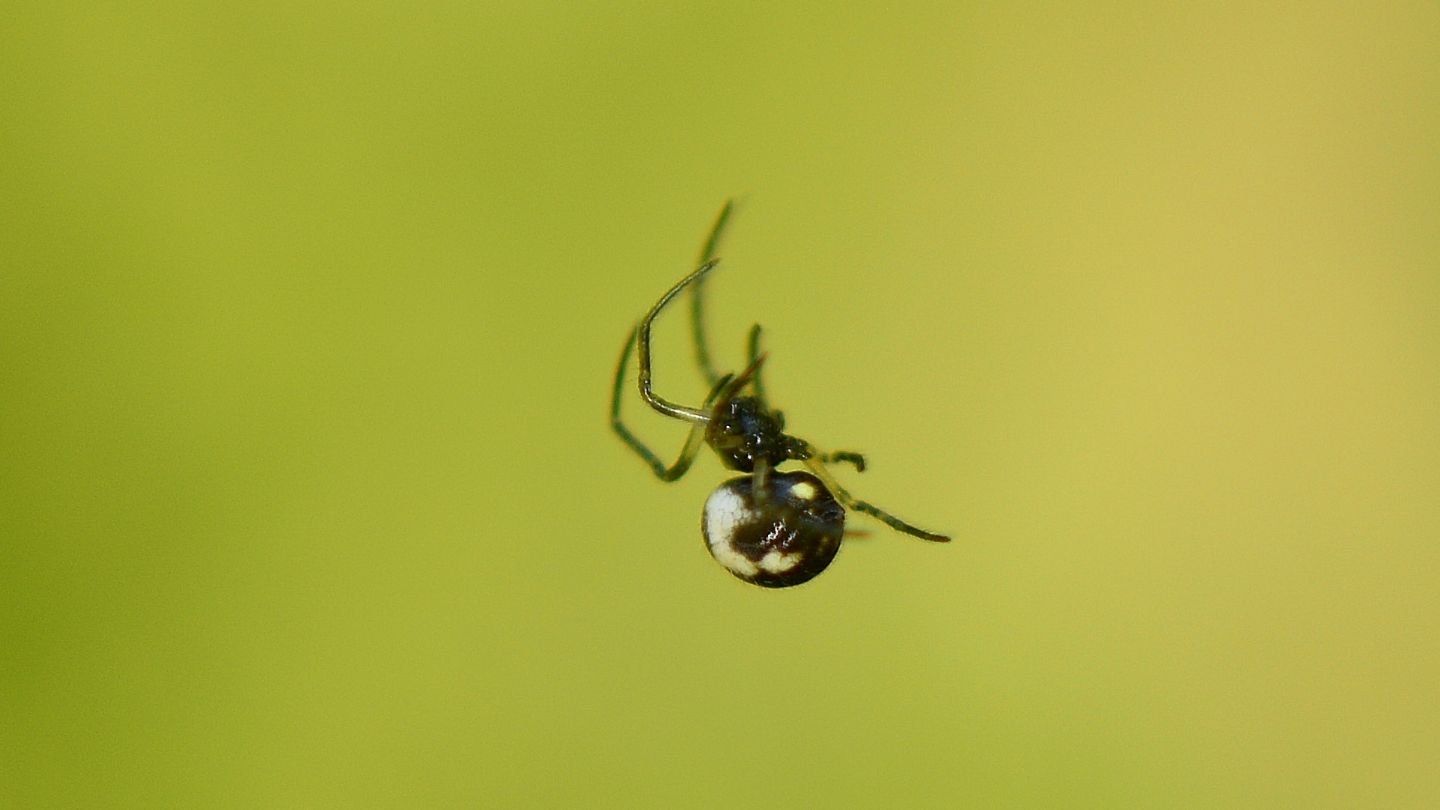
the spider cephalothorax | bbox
[610,201,949,587]
[705,394,807,472]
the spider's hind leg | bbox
[797,446,950,543]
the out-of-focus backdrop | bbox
[3,3,1437,807]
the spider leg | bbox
[744,323,772,409]
[610,324,708,480]
[819,450,867,472]
[637,259,722,424]
[795,442,950,542]
[725,348,767,398]
[690,199,736,387]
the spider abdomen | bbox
[701,471,845,588]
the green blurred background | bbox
[3,2,1437,807]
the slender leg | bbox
[723,349,767,401]
[744,323,770,409]
[819,451,867,472]
[795,441,950,542]
[690,200,736,387]
[703,373,737,406]
[610,324,708,480]
[637,259,722,424]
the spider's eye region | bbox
[701,471,845,588]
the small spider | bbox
[610,201,950,588]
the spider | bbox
[610,201,950,588]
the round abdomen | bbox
[701,471,846,588]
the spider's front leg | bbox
[690,199,736,388]
[609,323,708,481]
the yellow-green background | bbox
[3,3,1436,807]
